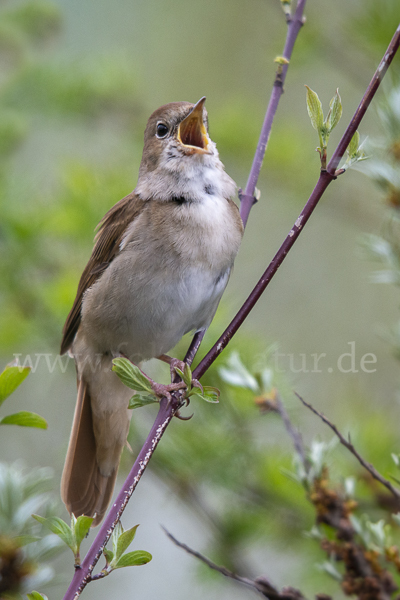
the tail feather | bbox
[61,379,119,526]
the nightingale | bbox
[60,97,243,526]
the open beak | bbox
[177,97,209,153]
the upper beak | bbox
[177,97,209,153]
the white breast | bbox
[80,142,242,362]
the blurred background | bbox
[1,0,400,598]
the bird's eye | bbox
[156,122,169,139]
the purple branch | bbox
[194,172,332,378]
[62,396,178,599]
[240,0,307,227]
[193,23,400,381]
[329,24,400,175]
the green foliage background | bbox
[1,0,400,598]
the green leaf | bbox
[27,593,48,600]
[112,358,152,393]
[112,521,124,556]
[326,88,342,132]
[115,550,152,568]
[0,411,47,429]
[0,364,30,407]
[192,386,220,403]
[305,85,324,132]
[202,386,220,403]
[103,547,114,566]
[32,515,75,552]
[115,524,139,562]
[128,393,158,410]
[174,363,192,388]
[183,363,192,387]
[74,515,94,547]
[342,130,368,170]
[280,0,292,17]
[348,130,360,157]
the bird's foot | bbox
[157,354,186,381]
[156,354,203,406]
[170,358,204,399]
[118,353,202,409]
[117,352,186,404]
[150,380,187,403]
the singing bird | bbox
[60,97,243,525]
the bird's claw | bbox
[175,409,194,421]
[168,358,186,380]
[151,380,186,404]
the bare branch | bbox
[88,571,107,581]
[162,527,309,600]
[275,393,308,470]
[258,391,309,470]
[239,0,307,227]
[295,391,400,500]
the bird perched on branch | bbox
[60,97,243,525]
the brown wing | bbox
[60,191,146,354]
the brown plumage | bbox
[61,381,117,526]
[61,192,146,523]
[60,99,243,526]
[61,192,146,355]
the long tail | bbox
[61,379,121,527]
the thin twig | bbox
[240,0,307,227]
[88,571,107,581]
[295,391,400,500]
[275,394,308,470]
[162,527,308,600]
[162,527,258,590]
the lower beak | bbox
[177,97,209,153]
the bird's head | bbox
[144,96,210,158]
[136,97,234,203]
[138,99,214,179]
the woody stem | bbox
[193,23,400,380]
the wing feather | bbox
[60,191,146,354]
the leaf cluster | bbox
[30,512,152,582]
[32,514,93,567]
[112,357,220,408]
[305,86,342,147]
[100,522,152,577]
[125,345,314,572]
[0,363,47,429]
